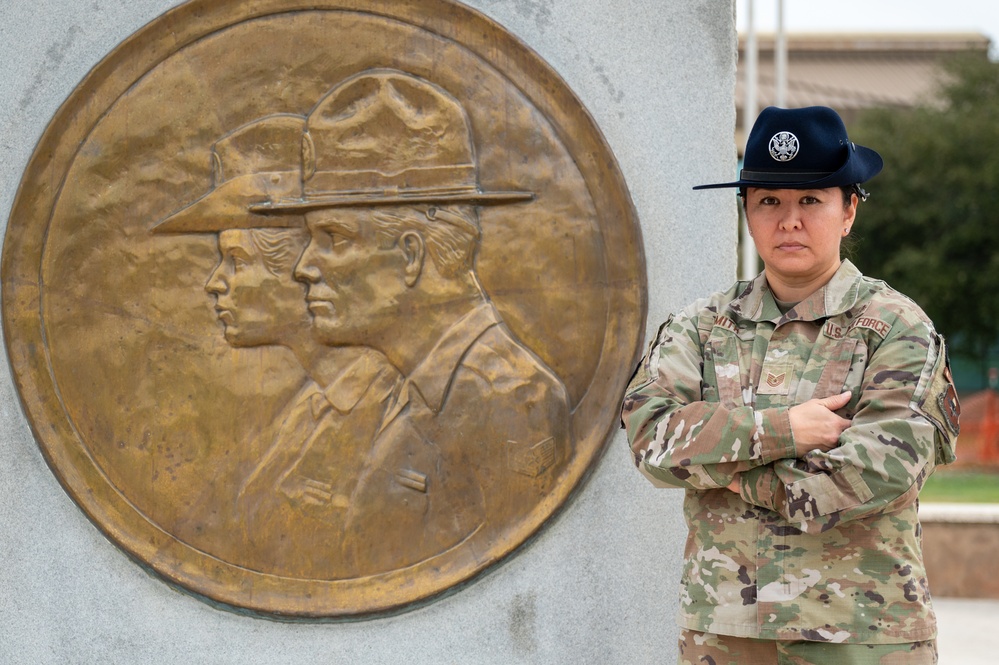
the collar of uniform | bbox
[316,348,396,416]
[290,379,324,419]
[399,301,500,415]
[729,271,777,322]
[732,259,864,324]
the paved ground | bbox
[935,597,999,664]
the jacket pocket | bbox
[705,336,746,408]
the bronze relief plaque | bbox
[2,0,646,618]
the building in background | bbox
[736,32,991,145]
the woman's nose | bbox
[777,205,803,231]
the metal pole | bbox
[775,0,788,107]
[745,0,758,125]
[740,0,759,280]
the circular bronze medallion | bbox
[2,0,646,618]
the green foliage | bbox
[849,55,999,361]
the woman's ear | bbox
[844,192,859,231]
[399,231,426,287]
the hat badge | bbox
[769,131,799,162]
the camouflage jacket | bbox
[622,261,959,644]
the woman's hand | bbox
[789,391,852,456]
[726,475,742,494]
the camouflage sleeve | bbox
[622,303,796,491]
[737,324,959,534]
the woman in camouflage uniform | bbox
[622,106,959,665]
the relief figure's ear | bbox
[399,231,426,287]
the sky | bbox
[735,0,999,58]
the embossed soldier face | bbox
[294,208,411,348]
[205,229,310,347]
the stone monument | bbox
[0,0,737,661]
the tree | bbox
[849,55,999,375]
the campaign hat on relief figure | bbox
[694,105,883,191]
[251,68,533,212]
[153,114,307,233]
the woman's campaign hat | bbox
[153,114,306,233]
[693,105,883,191]
[251,68,533,212]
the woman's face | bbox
[745,187,857,295]
[204,229,310,348]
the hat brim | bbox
[693,144,883,191]
[250,189,534,213]
[152,172,304,233]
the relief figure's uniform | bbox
[341,302,572,576]
[237,348,398,578]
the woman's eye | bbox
[760,197,779,205]
[801,196,819,205]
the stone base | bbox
[921,504,999,599]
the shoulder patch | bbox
[913,335,960,465]
[624,314,673,400]
[938,364,961,437]
[654,314,675,345]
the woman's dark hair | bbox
[838,186,856,207]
